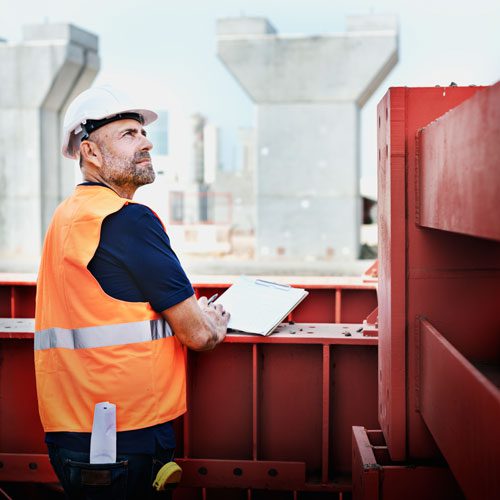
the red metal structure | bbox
[0,275,378,499]
[1,83,499,499]
[353,83,500,499]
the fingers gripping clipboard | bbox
[214,276,308,336]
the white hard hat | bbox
[62,85,158,159]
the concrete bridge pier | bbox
[0,23,100,271]
[217,16,398,260]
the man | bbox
[34,85,230,499]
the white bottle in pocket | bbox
[90,402,116,463]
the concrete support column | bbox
[0,24,99,271]
[257,101,360,259]
[217,16,398,260]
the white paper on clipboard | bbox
[214,276,308,336]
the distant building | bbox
[212,128,256,235]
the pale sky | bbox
[1,0,499,198]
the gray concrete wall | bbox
[217,15,398,260]
[256,101,360,259]
[0,24,99,271]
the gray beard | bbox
[101,149,155,187]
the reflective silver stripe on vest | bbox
[34,319,172,351]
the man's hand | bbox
[161,294,230,351]
[197,296,230,346]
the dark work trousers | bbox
[47,443,175,500]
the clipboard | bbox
[214,276,309,336]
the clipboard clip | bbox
[254,279,291,291]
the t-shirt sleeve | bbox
[106,204,194,312]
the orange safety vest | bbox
[35,185,187,432]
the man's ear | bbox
[80,140,102,168]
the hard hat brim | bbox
[62,107,158,160]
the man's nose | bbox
[141,134,153,151]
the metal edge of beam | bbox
[418,317,500,499]
[417,82,500,241]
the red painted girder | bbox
[380,466,464,500]
[418,82,500,241]
[175,458,305,490]
[0,453,56,483]
[419,318,500,499]
[362,259,378,282]
[352,427,464,500]
[191,275,377,291]
[378,85,486,462]
[0,319,377,345]
[0,318,34,338]
[176,458,352,492]
[225,323,377,345]
[377,87,407,461]
[352,426,380,500]
[364,307,378,325]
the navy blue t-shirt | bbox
[46,183,194,454]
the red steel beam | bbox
[223,324,377,345]
[0,453,56,483]
[1,322,377,346]
[381,466,464,500]
[175,459,305,490]
[419,318,500,499]
[418,82,500,241]
[377,87,407,461]
[351,426,380,500]
[378,85,487,463]
[352,427,465,500]
[321,344,330,483]
[1,276,378,495]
